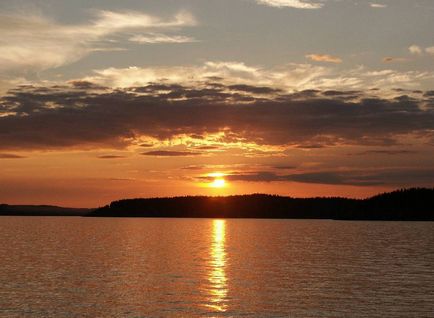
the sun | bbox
[207,172,227,188]
[210,178,226,188]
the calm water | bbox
[0,217,433,317]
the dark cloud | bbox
[0,84,433,151]
[218,169,434,186]
[69,80,107,90]
[139,143,154,148]
[351,150,418,156]
[194,145,220,150]
[206,76,224,82]
[322,90,360,96]
[181,165,204,170]
[295,144,325,149]
[0,153,26,159]
[227,84,282,94]
[142,150,202,157]
[97,155,127,159]
[132,84,185,93]
[274,165,297,170]
[277,89,320,100]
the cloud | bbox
[256,0,323,9]
[306,54,342,64]
[0,10,196,71]
[83,62,319,90]
[194,145,221,150]
[426,47,434,55]
[0,153,26,159]
[350,150,417,156]
[94,10,196,29]
[227,84,282,94]
[82,62,433,93]
[129,33,197,44]
[219,169,434,186]
[97,155,127,159]
[408,45,422,55]
[370,3,387,8]
[409,45,423,55]
[69,80,107,90]
[142,151,202,157]
[0,82,433,152]
[274,165,297,170]
[382,57,408,63]
[409,45,434,57]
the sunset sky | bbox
[1,0,433,207]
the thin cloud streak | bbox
[82,62,434,92]
[0,10,197,71]
[256,0,323,9]
[142,151,202,157]
[306,54,342,64]
[0,153,26,159]
[129,33,197,44]
[218,169,434,186]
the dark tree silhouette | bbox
[87,188,434,221]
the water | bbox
[0,217,433,317]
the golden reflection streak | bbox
[206,219,228,312]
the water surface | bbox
[0,217,433,317]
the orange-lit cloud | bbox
[306,54,342,64]
[0,153,26,159]
[1,83,433,152]
[142,151,202,157]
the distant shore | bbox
[4,188,432,220]
[0,204,90,217]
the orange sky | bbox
[0,1,433,207]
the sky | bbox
[0,0,433,207]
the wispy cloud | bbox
[370,3,387,8]
[256,0,323,9]
[82,61,433,92]
[351,150,417,156]
[218,169,434,186]
[306,54,342,64]
[129,33,197,44]
[382,57,408,63]
[97,155,127,159]
[142,151,202,157]
[0,10,197,71]
[0,153,26,159]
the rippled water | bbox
[0,217,433,317]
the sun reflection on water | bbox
[206,219,228,312]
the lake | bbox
[0,217,433,317]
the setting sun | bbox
[210,178,226,188]
[207,172,228,188]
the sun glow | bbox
[207,173,227,188]
[210,178,226,188]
